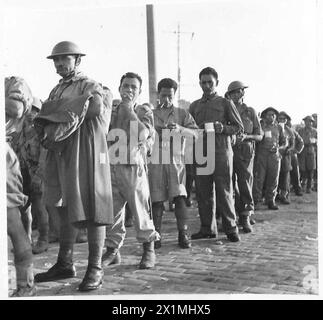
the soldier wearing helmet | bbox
[253,107,287,210]
[286,117,304,196]
[11,96,51,255]
[276,111,295,204]
[297,116,317,193]
[34,41,114,292]
[225,81,263,233]
[311,113,317,192]
[5,76,36,297]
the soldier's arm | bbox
[286,128,295,153]
[294,131,304,153]
[82,80,107,119]
[245,107,263,142]
[134,104,154,142]
[278,126,288,149]
[179,110,199,139]
[222,99,244,135]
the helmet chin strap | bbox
[62,56,80,80]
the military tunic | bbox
[253,122,286,203]
[189,93,243,236]
[232,103,262,215]
[105,102,160,249]
[148,105,198,202]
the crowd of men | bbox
[5,41,317,297]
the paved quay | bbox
[8,192,318,297]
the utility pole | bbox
[177,23,181,100]
[167,23,194,102]
[146,4,157,105]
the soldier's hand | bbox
[120,93,134,109]
[236,133,247,143]
[214,121,223,134]
[270,145,278,153]
[167,122,181,133]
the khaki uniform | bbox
[189,93,244,236]
[148,105,198,202]
[11,121,47,200]
[232,103,262,215]
[105,102,159,249]
[278,125,295,198]
[290,128,304,193]
[254,122,286,203]
[297,126,317,190]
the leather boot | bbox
[178,227,191,249]
[152,203,163,249]
[78,265,103,292]
[174,196,191,248]
[295,189,303,196]
[280,196,290,204]
[79,225,105,291]
[32,239,49,254]
[139,242,156,269]
[241,216,253,233]
[34,246,76,282]
[102,247,121,267]
[268,200,279,210]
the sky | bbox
[0,0,322,299]
[1,0,320,124]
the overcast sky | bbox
[1,0,320,124]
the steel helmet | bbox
[303,115,315,123]
[47,41,86,59]
[227,81,248,93]
[260,107,279,119]
[31,96,42,111]
[278,111,291,121]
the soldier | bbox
[225,81,263,233]
[297,116,317,193]
[189,67,244,242]
[11,97,51,254]
[148,78,198,249]
[286,118,304,196]
[6,76,36,297]
[276,111,295,204]
[253,107,287,210]
[311,113,318,192]
[103,72,160,269]
[34,41,114,292]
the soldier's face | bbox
[158,87,175,108]
[278,116,287,124]
[305,119,313,128]
[53,55,77,77]
[199,74,218,95]
[265,111,276,124]
[119,77,141,103]
[229,89,244,103]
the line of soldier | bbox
[5,41,317,297]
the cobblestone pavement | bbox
[8,192,318,297]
